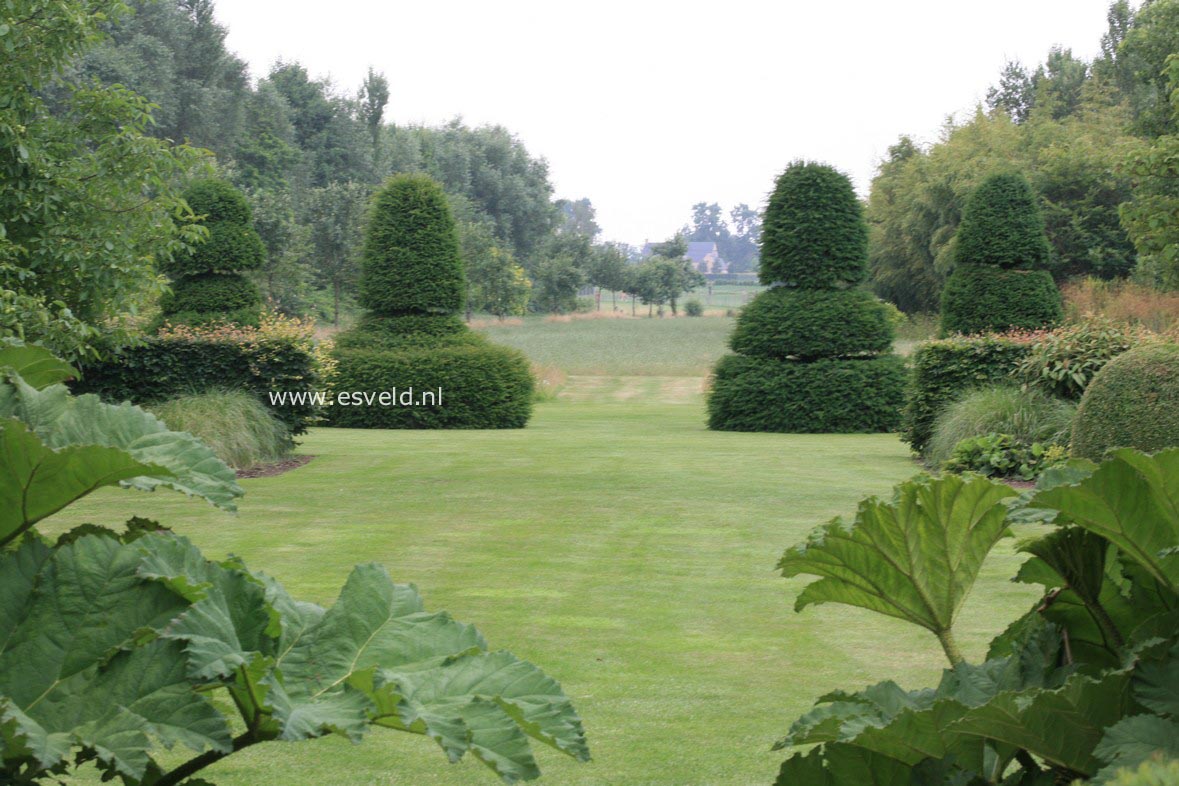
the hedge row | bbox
[74,336,318,435]
[333,314,472,352]
[728,288,893,360]
[940,266,1062,336]
[707,354,906,433]
[329,339,533,429]
[902,335,1032,454]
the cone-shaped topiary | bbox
[940,172,1061,335]
[359,174,465,316]
[159,179,264,327]
[1071,343,1179,460]
[332,174,532,429]
[709,162,905,433]
[759,163,869,289]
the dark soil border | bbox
[236,454,314,479]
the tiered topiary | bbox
[159,179,266,327]
[1070,342,1179,460]
[940,173,1063,335]
[330,174,533,429]
[707,162,906,433]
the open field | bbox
[44,397,1039,785]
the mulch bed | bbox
[236,454,315,479]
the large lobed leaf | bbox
[0,340,78,390]
[133,534,590,783]
[0,371,241,545]
[778,473,1015,660]
[1031,449,1179,592]
[0,536,231,780]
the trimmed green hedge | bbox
[954,172,1050,270]
[707,354,906,433]
[902,335,1032,455]
[360,174,465,316]
[729,288,894,360]
[329,340,533,429]
[164,180,266,276]
[759,162,868,289]
[73,336,318,435]
[940,266,1062,335]
[1071,343,1179,460]
[152,306,262,331]
[333,314,472,352]
[162,273,261,315]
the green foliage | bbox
[1120,55,1179,289]
[926,385,1076,467]
[1017,319,1148,400]
[162,272,262,316]
[1106,759,1179,786]
[0,341,241,546]
[531,255,585,315]
[163,179,266,277]
[1072,343,1179,460]
[943,433,1069,480]
[941,263,1063,335]
[0,0,210,359]
[707,354,907,434]
[75,334,318,436]
[0,342,587,784]
[334,314,471,352]
[628,255,704,316]
[712,162,903,432]
[953,172,1051,270]
[329,340,534,429]
[684,299,704,317]
[360,174,465,316]
[759,162,868,289]
[148,390,291,470]
[778,472,1015,663]
[772,448,1179,784]
[728,288,894,360]
[903,334,1033,455]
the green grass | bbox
[478,315,737,376]
[43,400,1040,786]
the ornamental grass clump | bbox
[158,179,266,328]
[940,173,1063,335]
[331,174,533,429]
[707,162,905,433]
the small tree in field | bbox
[708,161,906,433]
[158,179,267,327]
[940,172,1063,335]
[330,174,534,428]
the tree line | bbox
[868,0,1179,313]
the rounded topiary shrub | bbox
[729,288,894,360]
[332,173,532,429]
[162,273,261,315]
[359,174,464,316]
[1071,343,1179,460]
[164,179,265,277]
[759,162,868,289]
[708,354,907,433]
[330,340,534,429]
[941,172,1061,335]
[940,266,1063,335]
[709,161,904,433]
[954,172,1050,270]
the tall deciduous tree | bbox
[1,0,210,359]
[304,181,369,325]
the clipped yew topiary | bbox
[159,179,265,327]
[1071,343,1179,460]
[940,173,1062,335]
[331,174,533,429]
[708,162,905,433]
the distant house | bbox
[640,240,729,274]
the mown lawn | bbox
[44,399,1039,785]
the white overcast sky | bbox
[212,0,1118,246]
